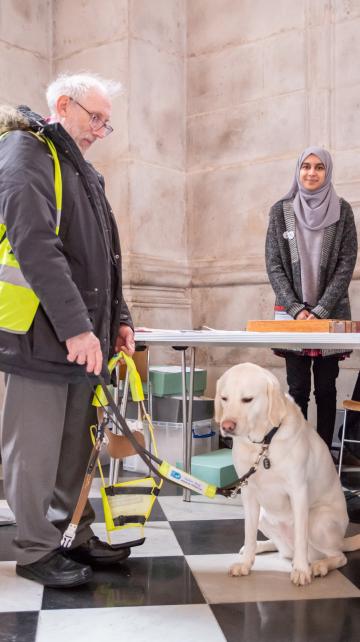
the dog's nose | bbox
[221,420,236,433]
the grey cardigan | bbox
[265,198,358,320]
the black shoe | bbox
[16,551,92,588]
[65,536,131,566]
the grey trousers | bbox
[0,374,98,565]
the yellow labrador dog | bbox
[215,362,360,586]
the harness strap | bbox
[105,486,157,497]
[61,420,107,548]
[113,515,146,527]
[96,376,168,481]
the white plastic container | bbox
[122,419,218,474]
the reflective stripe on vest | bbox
[0,131,62,333]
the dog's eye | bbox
[221,396,228,402]
[242,397,253,403]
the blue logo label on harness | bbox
[171,471,181,480]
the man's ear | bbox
[266,372,286,426]
[56,95,71,118]
[214,376,223,423]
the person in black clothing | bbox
[265,146,357,451]
[0,74,135,588]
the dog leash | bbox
[94,373,280,498]
[93,371,217,496]
[216,426,279,498]
[71,362,279,506]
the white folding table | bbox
[134,330,360,501]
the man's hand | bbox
[115,324,135,356]
[295,310,311,320]
[66,331,103,375]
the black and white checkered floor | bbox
[0,469,359,642]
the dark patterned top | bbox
[265,198,358,357]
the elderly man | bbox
[0,73,135,587]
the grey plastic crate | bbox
[126,396,214,422]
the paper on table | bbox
[274,310,294,321]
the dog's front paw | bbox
[312,560,329,578]
[291,565,312,586]
[229,561,252,577]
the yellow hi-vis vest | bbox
[0,131,62,333]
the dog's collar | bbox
[217,426,280,499]
[248,425,279,445]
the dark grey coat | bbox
[0,108,132,383]
[265,198,358,320]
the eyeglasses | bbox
[70,98,114,136]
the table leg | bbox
[146,347,152,476]
[179,349,190,501]
[184,347,196,502]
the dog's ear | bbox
[214,376,223,423]
[266,372,286,426]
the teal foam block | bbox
[177,448,238,487]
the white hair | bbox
[46,72,122,115]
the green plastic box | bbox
[177,448,238,488]
[148,366,207,397]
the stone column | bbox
[0,0,51,110]
[54,0,189,349]
[186,0,360,409]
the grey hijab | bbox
[283,146,340,230]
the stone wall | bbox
[187,0,360,414]
[54,0,189,365]
[1,0,360,415]
[0,0,51,111]
[0,0,188,390]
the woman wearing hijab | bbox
[265,146,358,452]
